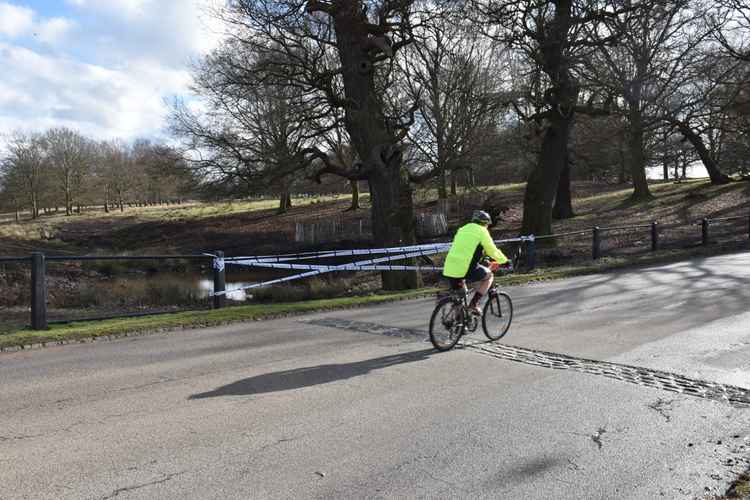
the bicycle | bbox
[428,262,514,351]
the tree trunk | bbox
[368,162,421,290]
[450,170,457,196]
[333,4,419,290]
[438,167,447,199]
[348,180,360,211]
[30,192,38,220]
[663,159,669,181]
[64,171,72,216]
[522,114,573,236]
[521,0,579,236]
[552,149,574,220]
[674,120,731,184]
[628,107,652,200]
[277,186,291,214]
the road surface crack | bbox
[258,436,299,452]
[592,427,607,450]
[100,471,186,499]
[567,458,583,471]
[647,398,675,422]
[0,432,47,442]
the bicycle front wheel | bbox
[429,297,465,351]
[482,291,513,341]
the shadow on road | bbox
[483,456,568,489]
[189,348,435,399]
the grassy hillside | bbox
[1,179,748,257]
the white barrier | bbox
[210,236,534,296]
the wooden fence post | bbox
[592,227,601,260]
[213,251,226,309]
[701,219,709,246]
[651,222,659,252]
[31,252,48,330]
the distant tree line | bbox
[0,128,196,221]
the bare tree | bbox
[401,14,508,199]
[172,39,321,214]
[2,133,47,219]
[0,152,27,222]
[97,141,135,212]
[474,0,641,235]
[129,140,194,207]
[580,0,718,196]
[714,0,750,61]
[44,128,94,216]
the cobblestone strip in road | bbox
[303,318,750,408]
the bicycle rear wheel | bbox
[482,291,513,341]
[429,297,465,351]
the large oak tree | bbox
[187,0,435,289]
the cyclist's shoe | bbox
[469,304,482,316]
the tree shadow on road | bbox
[188,348,435,399]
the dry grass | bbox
[3,179,746,256]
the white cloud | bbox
[0,2,34,38]
[65,0,222,66]
[37,17,75,45]
[0,42,192,141]
[0,0,224,144]
[0,3,75,45]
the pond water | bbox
[91,268,285,304]
[195,278,257,301]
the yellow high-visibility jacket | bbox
[443,223,508,278]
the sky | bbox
[0,0,223,145]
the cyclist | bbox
[443,210,510,315]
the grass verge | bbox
[1,242,747,352]
[715,471,750,499]
[0,289,437,351]
[728,473,750,498]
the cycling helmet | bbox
[471,210,492,225]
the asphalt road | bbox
[2,251,750,499]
